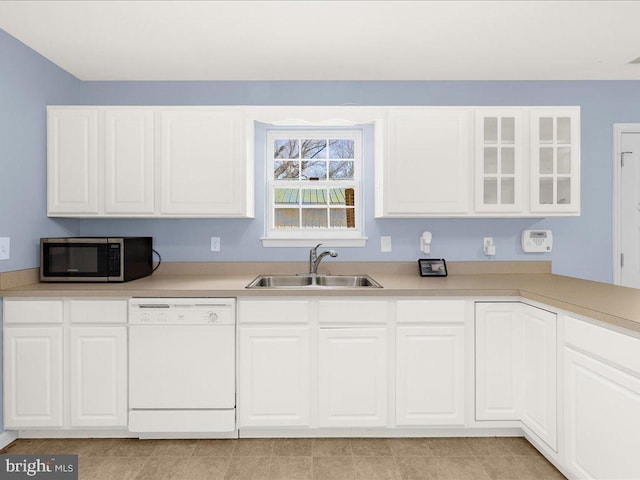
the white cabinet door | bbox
[475,109,524,213]
[159,109,246,216]
[47,107,99,215]
[521,305,557,450]
[564,347,640,480]
[70,326,127,427]
[4,327,63,428]
[396,325,465,426]
[475,303,522,420]
[104,109,155,214]
[318,327,387,427]
[530,107,580,214]
[238,327,310,427]
[382,108,471,216]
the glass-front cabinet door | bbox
[530,108,580,214]
[475,109,524,213]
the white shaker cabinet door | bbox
[564,347,640,480]
[381,108,471,216]
[318,327,387,427]
[4,327,63,428]
[396,325,465,426]
[521,305,557,450]
[238,327,311,427]
[159,109,246,216]
[104,109,155,214]
[47,107,99,215]
[70,326,127,427]
[475,303,522,421]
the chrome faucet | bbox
[309,243,338,274]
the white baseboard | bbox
[0,431,18,450]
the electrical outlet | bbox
[483,237,496,256]
[381,236,392,253]
[210,237,221,252]
[0,237,9,260]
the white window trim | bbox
[262,129,367,247]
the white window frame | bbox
[261,129,367,247]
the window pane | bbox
[302,208,328,228]
[301,160,327,179]
[539,148,553,174]
[274,188,299,205]
[330,208,356,228]
[501,147,514,174]
[484,147,497,174]
[557,117,571,144]
[274,139,299,159]
[329,139,354,159]
[329,161,354,179]
[501,178,515,204]
[539,118,553,144]
[274,161,300,180]
[484,117,497,144]
[558,147,571,174]
[557,177,571,204]
[539,178,553,204]
[302,189,327,205]
[501,117,515,144]
[274,208,299,228]
[484,178,497,204]
[301,139,327,159]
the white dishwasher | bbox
[128,298,236,435]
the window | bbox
[262,129,366,247]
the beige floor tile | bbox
[395,456,447,480]
[78,456,109,480]
[350,438,392,456]
[353,456,402,480]
[424,439,473,457]
[519,455,567,480]
[110,439,162,457]
[75,438,124,457]
[133,456,191,480]
[386,438,431,456]
[193,439,237,457]
[496,437,541,456]
[273,438,312,456]
[233,439,274,456]
[312,438,353,457]
[39,438,87,455]
[150,439,198,457]
[91,457,149,480]
[268,456,313,480]
[463,438,510,456]
[0,439,47,454]
[476,455,537,480]
[313,456,356,480]
[438,456,492,480]
[225,456,271,480]
[181,456,230,480]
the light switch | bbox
[0,237,9,260]
[381,236,392,253]
[210,237,221,252]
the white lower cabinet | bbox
[3,298,127,430]
[4,327,64,428]
[318,327,387,427]
[475,302,557,451]
[70,327,127,427]
[238,327,310,427]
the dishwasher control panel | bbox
[129,298,236,325]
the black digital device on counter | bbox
[418,259,448,277]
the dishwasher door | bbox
[129,324,235,409]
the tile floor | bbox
[1,437,567,480]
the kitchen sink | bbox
[246,274,382,289]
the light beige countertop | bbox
[2,261,640,334]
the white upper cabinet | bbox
[530,108,581,214]
[475,109,524,213]
[380,108,472,216]
[47,106,253,218]
[159,109,247,216]
[104,109,155,214]
[48,108,99,215]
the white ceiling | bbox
[1,0,640,81]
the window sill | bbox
[261,237,368,248]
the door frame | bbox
[612,124,640,285]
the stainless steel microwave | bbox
[40,237,153,282]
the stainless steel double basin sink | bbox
[246,274,382,289]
